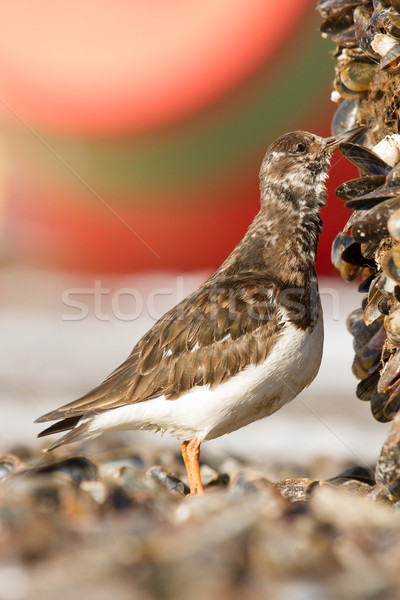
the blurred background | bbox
[0,0,389,463]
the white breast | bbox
[87,313,324,442]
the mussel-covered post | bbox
[317,0,400,500]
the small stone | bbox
[99,454,145,479]
[375,412,400,501]
[229,469,271,495]
[146,466,188,496]
[273,478,320,501]
[199,464,230,488]
[80,480,108,504]
[0,455,22,480]
[312,485,397,530]
[326,477,373,497]
[34,456,99,483]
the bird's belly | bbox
[88,314,323,442]
[204,313,324,439]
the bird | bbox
[35,127,363,495]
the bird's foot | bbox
[181,439,204,496]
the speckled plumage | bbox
[35,128,363,495]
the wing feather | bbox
[36,272,299,426]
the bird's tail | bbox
[38,417,98,452]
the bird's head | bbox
[259,127,364,192]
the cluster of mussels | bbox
[318,0,400,495]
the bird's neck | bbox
[220,184,324,287]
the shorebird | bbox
[36,126,363,495]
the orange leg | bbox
[181,439,204,496]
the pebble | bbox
[146,465,188,496]
[1,445,400,599]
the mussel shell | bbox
[387,162,400,187]
[387,207,400,240]
[349,312,382,343]
[358,269,376,292]
[334,465,376,485]
[383,393,400,420]
[388,11,400,35]
[352,346,381,379]
[393,244,400,268]
[333,465,375,483]
[351,196,400,243]
[331,233,368,281]
[331,99,361,136]
[356,369,380,401]
[340,60,376,91]
[378,272,397,294]
[369,6,400,37]
[381,43,400,72]
[377,350,400,394]
[346,196,386,210]
[317,0,368,14]
[364,285,385,324]
[320,10,355,34]
[351,357,368,380]
[368,6,386,31]
[332,25,358,46]
[379,271,400,292]
[368,322,387,349]
[354,4,381,58]
[331,234,365,282]
[379,296,394,315]
[368,273,382,295]
[341,261,363,281]
[346,307,364,333]
[335,175,387,201]
[339,142,392,175]
[331,232,354,267]
[346,189,400,210]
[385,305,400,345]
[382,246,400,284]
[335,79,368,100]
[380,372,400,401]
[377,8,400,38]
[361,342,382,364]
[342,209,370,233]
[366,290,392,326]
[361,241,377,259]
[340,241,376,267]
[377,1,392,8]
[371,388,398,422]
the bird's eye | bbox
[295,143,306,153]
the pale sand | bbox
[0,267,388,462]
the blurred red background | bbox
[0,0,358,275]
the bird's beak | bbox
[323,126,366,151]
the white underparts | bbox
[86,313,324,442]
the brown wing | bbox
[35,273,285,423]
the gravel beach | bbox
[1,268,398,599]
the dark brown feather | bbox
[37,416,81,437]
[138,341,163,375]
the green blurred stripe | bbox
[5,16,334,197]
